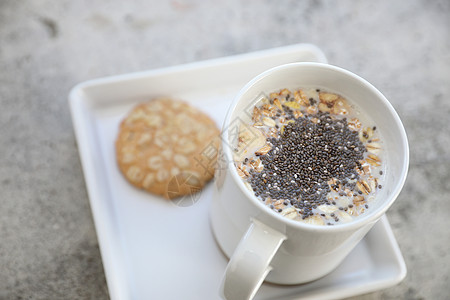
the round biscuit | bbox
[116,98,220,199]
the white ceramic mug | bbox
[210,62,409,300]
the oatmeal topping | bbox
[234,88,385,225]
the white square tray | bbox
[69,44,406,300]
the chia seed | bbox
[249,112,366,219]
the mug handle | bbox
[220,218,286,300]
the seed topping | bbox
[249,113,365,219]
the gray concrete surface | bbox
[1,0,449,299]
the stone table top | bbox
[1,0,449,299]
